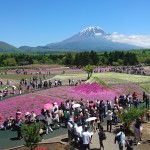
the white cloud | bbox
[106,33,150,48]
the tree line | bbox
[0,50,149,67]
[65,51,139,67]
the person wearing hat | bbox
[106,110,113,132]
[15,117,23,140]
[16,109,22,119]
[25,112,31,124]
[67,118,74,143]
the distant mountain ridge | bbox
[0,41,19,52]
[0,26,144,53]
[46,26,141,51]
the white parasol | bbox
[72,103,81,109]
[12,85,16,89]
[86,117,97,122]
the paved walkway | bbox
[43,125,119,150]
[3,124,144,150]
[90,126,118,150]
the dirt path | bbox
[136,122,150,150]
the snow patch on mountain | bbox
[79,26,106,36]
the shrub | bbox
[22,122,44,150]
[119,107,147,130]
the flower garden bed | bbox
[7,142,69,150]
[0,93,64,125]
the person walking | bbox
[98,126,106,150]
[133,118,142,144]
[45,112,53,134]
[67,118,74,144]
[145,95,149,109]
[115,125,126,150]
[106,110,113,132]
[82,126,91,150]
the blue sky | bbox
[0,0,150,47]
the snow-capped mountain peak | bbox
[79,26,106,36]
[46,26,143,51]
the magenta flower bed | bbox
[111,83,144,100]
[0,82,145,125]
[68,83,119,102]
[37,82,119,103]
[0,93,64,125]
[72,82,104,93]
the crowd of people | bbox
[0,90,149,150]
[110,66,147,76]
[0,75,81,101]
[0,67,150,149]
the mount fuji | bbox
[46,26,141,51]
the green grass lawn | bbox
[0,74,55,81]
[91,72,150,84]
[50,73,87,84]
[139,83,150,94]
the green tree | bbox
[22,122,44,150]
[112,62,119,66]
[119,107,147,130]
[117,59,123,65]
[145,58,150,64]
[3,58,17,66]
[101,57,108,65]
[65,53,74,65]
[83,64,94,79]
[90,50,99,65]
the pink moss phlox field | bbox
[36,82,119,103]
[111,83,144,100]
[0,82,145,125]
[72,82,104,94]
[0,93,64,125]
[68,82,119,102]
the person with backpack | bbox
[98,126,106,150]
[115,125,126,150]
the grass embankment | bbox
[139,84,150,94]
[92,72,150,84]
[87,76,109,88]
[0,74,54,80]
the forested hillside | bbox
[0,50,150,67]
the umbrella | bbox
[72,103,81,109]
[86,117,97,122]
[42,103,53,110]
[12,85,16,89]
[35,115,45,121]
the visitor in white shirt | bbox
[82,127,91,150]
[107,110,113,132]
